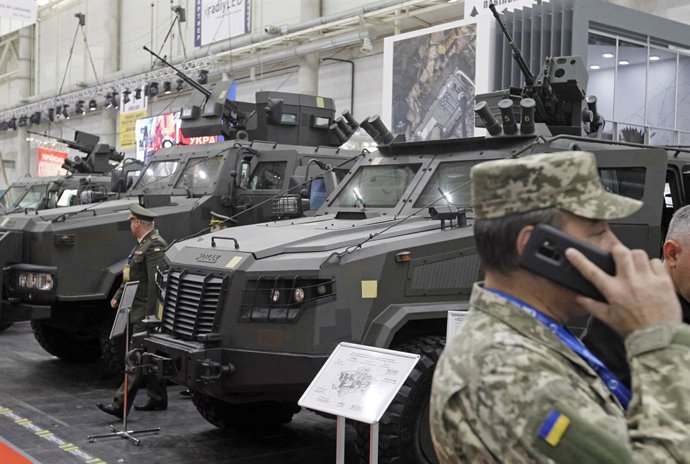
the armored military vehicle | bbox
[0,63,360,372]
[133,49,690,464]
[0,130,127,215]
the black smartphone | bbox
[519,223,615,302]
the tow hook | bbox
[199,358,235,382]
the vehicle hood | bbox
[171,214,444,260]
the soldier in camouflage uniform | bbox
[430,151,690,462]
[97,204,168,419]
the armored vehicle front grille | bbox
[163,269,224,340]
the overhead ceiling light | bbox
[134,87,142,99]
[89,99,97,111]
[122,89,131,105]
[602,53,614,58]
[198,70,208,85]
[176,78,184,91]
[649,55,660,61]
[30,111,41,125]
[17,115,28,127]
[47,107,55,122]
[62,104,70,119]
[589,64,600,70]
[163,81,172,94]
[618,60,629,65]
[75,100,85,115]
[8,117,16,130]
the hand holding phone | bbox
[519,223,614,302]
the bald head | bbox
[663,205,690,302]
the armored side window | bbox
[598,167,645,200]
[248,162,287,190]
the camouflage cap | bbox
[129,203,157,221]
[471,151,643,220]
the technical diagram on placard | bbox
[299,342,420,424]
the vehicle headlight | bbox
[16,272,54,291]
[293,288,305,303]
[270,289,281,303]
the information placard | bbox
[299,342,420,424]
[109,281,139,340]
[446,310,469,346]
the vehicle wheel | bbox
[31,320,102,362]
[0,323,13,333]
[99,317,126,377]
[191,391,300,432]
[354,335,445,464]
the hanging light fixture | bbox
[89,99,97,111]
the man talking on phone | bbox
[430,151,690,463]
[582,204,690,389]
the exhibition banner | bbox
[36,148,67,177]
[0,0,37,22]
[135,111,220,162]
[119,109,148,150]
[195,0,250,47]
[383,15,494,141]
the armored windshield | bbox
[413,161,475,208]
[330,164,422,208]
[175,155,224,190]
[0,186,27,210]
[15,184,48,209]
[136,161,181,191]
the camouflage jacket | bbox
[430,283,690,463]
[113,229,167,325]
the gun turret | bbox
[28,130,123,174]
[478,4,596,137]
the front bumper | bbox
[137,333,328,403]
[0,300,51,324]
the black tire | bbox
[191,391,300,432]
[0,323,13,333]
[98,314,126,377]
[354,335,445,464]
[31,320,102,362]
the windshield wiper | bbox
[51,197,108,223]
[352,187,366,210]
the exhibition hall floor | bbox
[0,322,355,464]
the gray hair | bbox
[666,205,690,243]
[474,208,564,275]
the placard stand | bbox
[299,342,420,464]
[87,282,160,446]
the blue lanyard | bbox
[485,287,631,409]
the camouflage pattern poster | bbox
[382,15,494,141]
[299,342,419,424]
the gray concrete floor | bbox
[0,322,357,464]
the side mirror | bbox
[235,157,253,188]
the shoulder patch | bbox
[538,410,570,446]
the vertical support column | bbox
[298,53,319,96]
[14,27,32,177]
[101,0,121,148]
[297,0,321,96]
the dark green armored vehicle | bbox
[0,131,127,215]
[136,55,690,464]
[0,84,359,373]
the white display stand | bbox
[299,342,420,464]
[445,310,469,346]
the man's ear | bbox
[516,224,535,256]
[663,239,680,265]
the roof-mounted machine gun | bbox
[28,130,124,174]
[143,46,345,147]
[474,3,604,137]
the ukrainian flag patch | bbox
[538,410,570,446]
